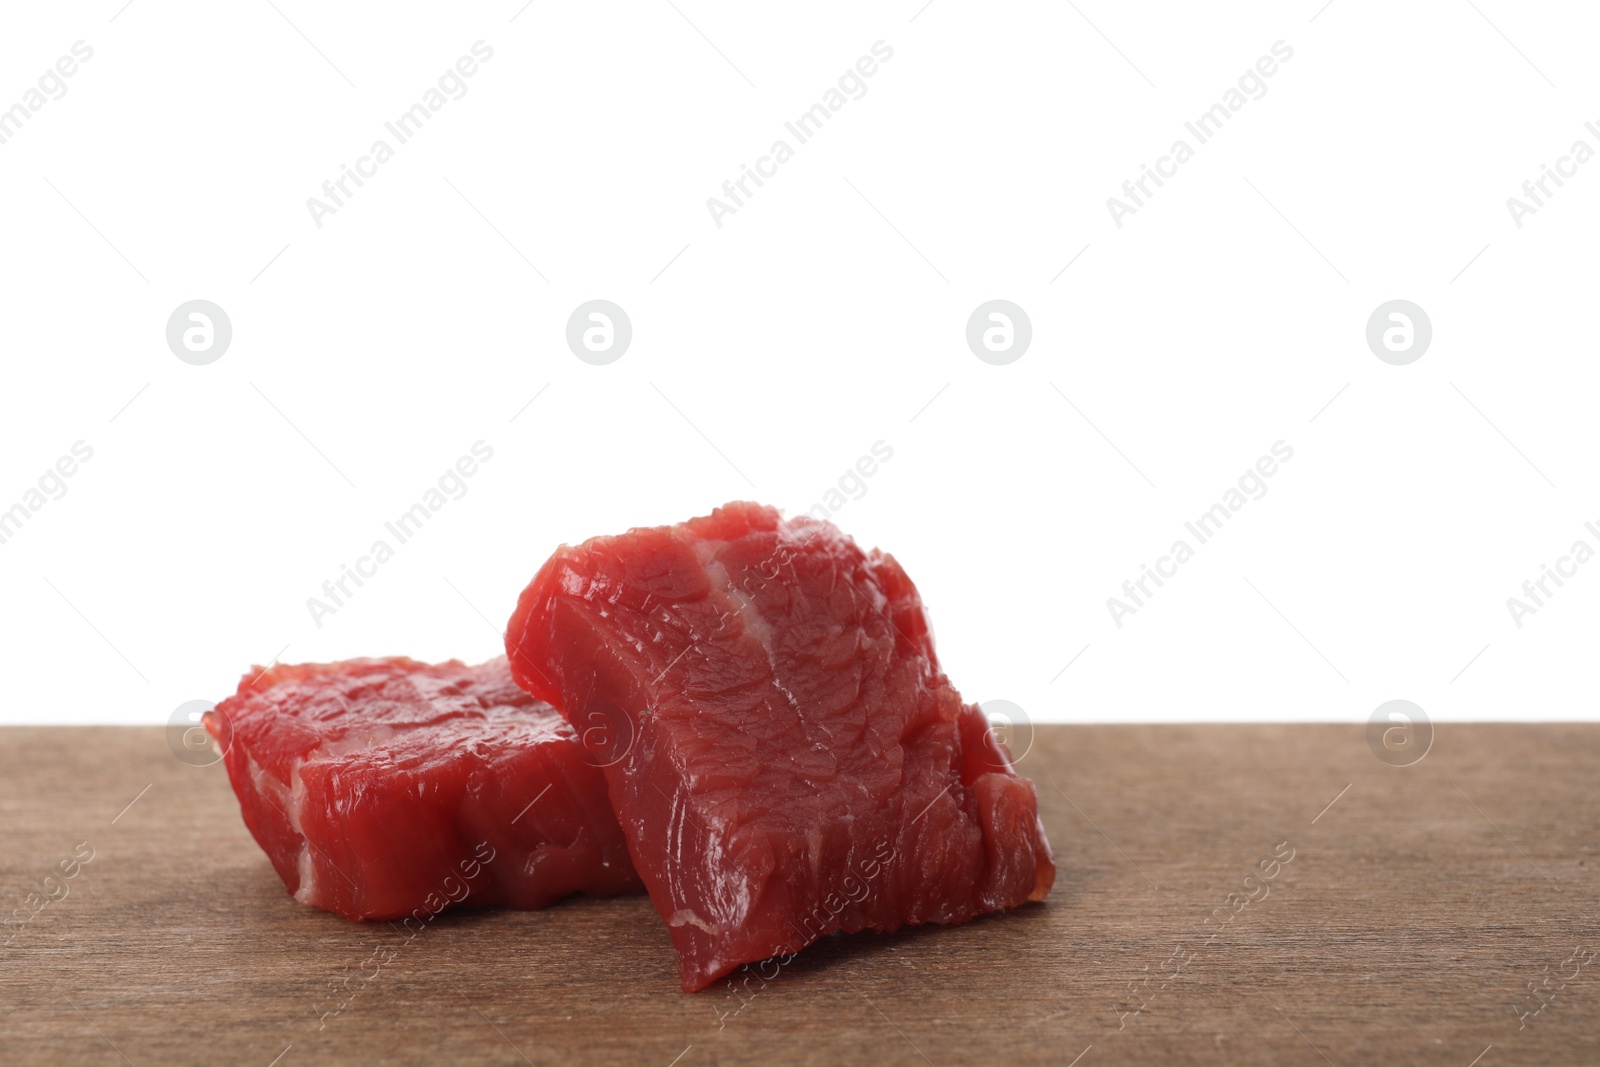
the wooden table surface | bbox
[1,723,1595,1066]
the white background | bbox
[1,1,1596,726]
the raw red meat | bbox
[505,501,1055,991]
[208,656,641,922]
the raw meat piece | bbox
[505,502,1055,991]
[208,656,641,921]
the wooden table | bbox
[1,724,1594,1066]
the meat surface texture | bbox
[505,501,1055,991]
[208,656,641,922]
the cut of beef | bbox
[208,656,641,922]
[505,501,1054,991]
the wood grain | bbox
[0,724,1595,1066]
